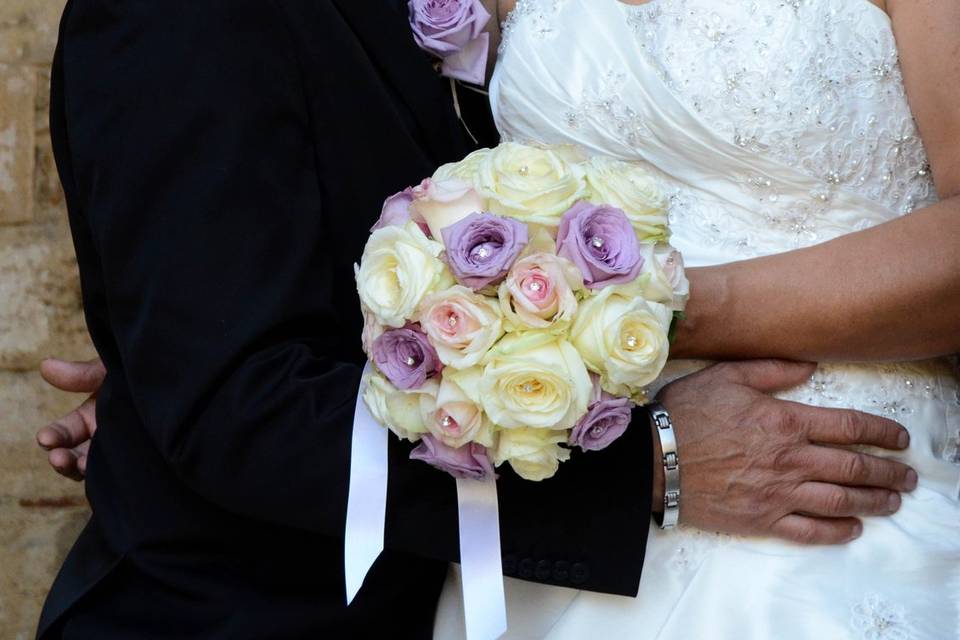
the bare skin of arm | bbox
[672,1,960,363]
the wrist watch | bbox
[649,402,680,529]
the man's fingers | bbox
[35,401,96,450]
[40,358,106,393]
[718,359,818,394]
[48,448,85,482]
[792,482,901,518]
[797,405,909,450]
[770,514,863,545]
[804,446,918,491]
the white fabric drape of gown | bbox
[433,1,960,638]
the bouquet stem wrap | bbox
[345,364,507,640]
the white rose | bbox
[410,178,488,243]
[479,331,592,431]
[493,427,571,481]
[418,285,505,368]
[363,370,438,442]
[570,286,673,398]
[421,368,496,448]
[476,142,587,227]
[356,221,454,328]
[433,148,492,182]
[582,156,669,242]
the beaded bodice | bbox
[493,0,937,258]
[492,0,960,480]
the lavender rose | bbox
[441,212,528,289]
[371,188,414,231]
[372,325,441,390]
[408,0,491,85]
[556,201,643,289]
[371,188,432,237]
[410,434,495,480]
[569,392,633,452]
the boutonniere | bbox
[407,0,492,86]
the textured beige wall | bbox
[0,1,97,637]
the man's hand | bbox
[35,358,105,481]
[657,360,918,544]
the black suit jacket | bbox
[40,1,654,638]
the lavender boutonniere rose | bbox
[408,0,492,85]
[556,201,644,289]
[441,212,528,290]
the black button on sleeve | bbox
[535,560,552,581]
[570,562,590,585]
[552,560,570,583]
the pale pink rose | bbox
[656,245,689,307]
[410,178,488,243]
[498,252,582,330]
[424,375,488,448]
[417,285,504,368]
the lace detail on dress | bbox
[850,594,912,640]
[499,0,568,55]
[666,527,734,574]
[622,0,935,219]
[563,69,653,148]
[780,361,957,415]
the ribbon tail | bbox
[456,476,507,640]
[344,363,389,604]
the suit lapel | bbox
[330,0,472,162]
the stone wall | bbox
[0,1,96,637]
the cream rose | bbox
[476,142,587,226]
[498,252,582,331]
[570,287,673,398]
[410,178,488,243]
[626,244,689,311]
[417,285,504,368]
[363,370,438,442]
[493,427,571,481]
[360,305,386,357]
[421,368,495,448]
[433,148,492,182]
[582,156,669,242]
[479,332,592,431]
[356,221,454,328]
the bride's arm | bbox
[672,1,960,363]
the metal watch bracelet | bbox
[649,402,680,529]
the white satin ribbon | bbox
[344,365,507,639]
[344,363,388,604]
[456,476,508,640]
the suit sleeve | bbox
[61,0,651,596]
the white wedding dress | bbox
[434,1,960,638]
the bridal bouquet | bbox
[355,142,687,482]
